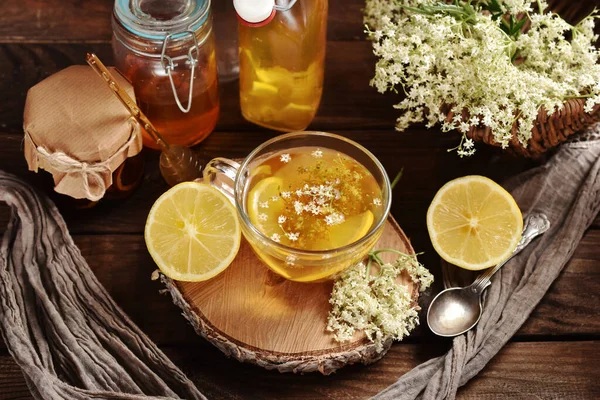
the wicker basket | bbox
[463,100,600,158]
[455,0,600,158]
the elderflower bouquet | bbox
[327,250,433,352]
[365,0,600,156]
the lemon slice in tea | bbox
[145,182,241,282]
[328,210,374,248]
[427,175,523,271]
[313,210,375,250]
[247,176,286,234]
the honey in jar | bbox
[112,0,220,149]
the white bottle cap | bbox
[233,0,275,24]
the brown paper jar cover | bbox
[23,65,143,201]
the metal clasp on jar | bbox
[160,31,200,113]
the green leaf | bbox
[514,17,527,33]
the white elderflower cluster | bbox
[286,254,297,266]
[364,0,600,156]
[327,251,433,352]
[293,183,341,216]
[324,212,345,226]
[500,0,544,14]
[311,149,324,158]
[261,178,346,246]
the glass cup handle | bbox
[203,158,241,203]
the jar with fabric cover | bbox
[23,65,144,208]
[112,0,219,149]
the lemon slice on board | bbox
[145,182,241,282]
[427,175,523,271]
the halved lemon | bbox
[427,175,523,271]
[145,182,241,282]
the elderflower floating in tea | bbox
[246,147,384,254]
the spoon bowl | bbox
[427,286,483,337]
[427,213,550,337]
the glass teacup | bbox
[204,132,391,282]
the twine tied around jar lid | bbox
[24,121,140,202]
[23,65,143,201]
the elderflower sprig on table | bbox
[365,0,600,156]
[327,249,433,352]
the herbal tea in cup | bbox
[204,132,391,282]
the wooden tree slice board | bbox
[162,216,419,375]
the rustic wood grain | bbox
[0,41,399,134]
[0,130,538,235]
[0,0,114,43]
[165,218,416,374]
[0,354,31,400]
[85,228,600,341]
[0,0,367,43]
[1,127,598,347]
[1,0,595,44]
[161,341,600,399]
[0,229,597,353]
[1,341,598,400]
[1,0,600,397]
[458,341,600,399]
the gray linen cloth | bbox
[0,172,206,399]
[374,124,600,400]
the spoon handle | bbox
[469,213,550,294]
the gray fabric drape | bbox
[373,124,600,400]
[0,172,206,400]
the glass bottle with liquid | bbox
[235,0,328,132]
[213,0,239,83]
[112,0,220,149]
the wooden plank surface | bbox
[1,0,595,43]
[1,0,599,398]
[0,130,537,235]
[1,341,598,400]
[0,229,596,350]
[0,0,368,43]
[0,42,399,133]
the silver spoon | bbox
[86,53,204,187]
[427,213,551,337]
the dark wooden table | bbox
[1,1,599,399]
